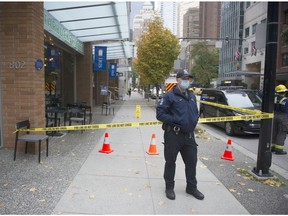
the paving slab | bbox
[53,93,249,215]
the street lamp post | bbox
[252,2,279,178]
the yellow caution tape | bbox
[15,102,274,133]
[197,99,273,121]
[199,113,273,123]
[16,113,273,133]
[16,121,163,132]
[197,100,262,115]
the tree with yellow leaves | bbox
[134,17,180,95]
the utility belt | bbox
[162,123,190,136]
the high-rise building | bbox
[177,1,199,38]
[156,2,178,35]
[199,2,221,39]
[241,2,267,90]
[218,2,245,86]
[183,7,199,38]
[130,2,144,29]
[277,2,288,84]
[132,1,156,43]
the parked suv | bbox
[199,87,262,136]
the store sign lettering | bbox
[44,10,84,55]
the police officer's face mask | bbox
[179,79,190,89]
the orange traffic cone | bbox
[146,134,159,155]
[221,139,234,161]
[99,132,113,154]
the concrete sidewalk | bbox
[52,92,249,215]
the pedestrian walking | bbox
[156,70,204,200]
[272,84,288,155]
[128,88,132,98]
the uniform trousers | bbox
[272,112,288,150]
[163,129,198,190]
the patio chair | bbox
[14,120,49,163]
[67,107,86,133]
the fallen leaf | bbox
[201,157,209,161]
[128,193,133,196]
[200,165,207,168]
[238,182,246,186]
[29,188,37,193]
[229,188,237,193]
[190,208,197,213]
[247,188,255,192]
[243,176,253,180]
[3,183,8,187]
[158,200,165,206]
[124,187,128,192]
[144,184,151,189]
[38,199,46,203]
[89,195,96,199]
[262,179,283,187]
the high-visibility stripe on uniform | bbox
[166,83,176,92]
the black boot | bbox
[275,150,287,155]
[186,188,204,200]
[165,189,175,200]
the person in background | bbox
[156,70,204,200]
[128,88,132,98]
[272,84,288,155]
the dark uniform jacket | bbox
[274,95,288,113]
[156,86,199,133]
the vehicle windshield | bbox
[225,91,262,108]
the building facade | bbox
[277,2,288,85]
[133,2,156,43]
[177,1,199,38]
[199,2,221,39]
[0,2,131,151]
[156,2,178,36]
[241,2,267,90]
[183,7,200,39]
[218,2,244,86]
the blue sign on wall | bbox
[94,46,107,71]
[100,85,108,95]
[47,46,59,70]
[109,63,117,78]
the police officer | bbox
[272,84,288,155]
[156,70,204,200]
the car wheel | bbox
[225,122,235,136]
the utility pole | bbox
[252,2,279,177]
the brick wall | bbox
[76,42,93,107]
[0,2,45,151]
